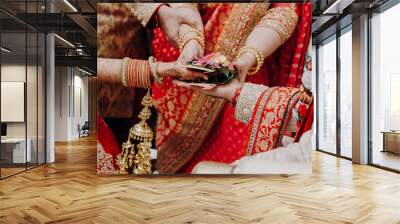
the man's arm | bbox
[129,3,203,48]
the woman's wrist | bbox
[228,81,244,103]
[157,62,179,78]
[183,39,203,53]
[178,24,200,39]
[148,56,164,84]
[239,52,257,70]
[236,46,264,75]
[156,62,169,78]
[178,24,204,52]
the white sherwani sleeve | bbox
[231,131,312,174]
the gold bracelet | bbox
[178,26,204,51]
[121,57,129,87]
[236,46,264,75]
[155,62,161,85]
[179,29,203,43]
[179,35,205,52]
[148,56,164,84]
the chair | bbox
[78,121,90,138]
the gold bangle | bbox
[179,36,205,52]
[236,46,264,75]
[148,56,164,84]
[155,62,162,84]
[178,26,204,51]
[121,57,129,87]
[179,29,203,43]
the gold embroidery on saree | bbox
[235,83,268,124]
[246,87,276,155]
[246,87,300,155]
[275,90,300,147]
[215,3,270,61]
[157,92,224,173]
[257,7,298,44]
[97,142,118,175]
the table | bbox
[1,138,31,164]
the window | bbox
[317,36,337,154]
[0,1,47,179]
[370,2,400,171]
[339,27,352,158]
[317,26,353,159]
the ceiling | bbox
[0,0,96,74]
[1,0,395,74]
[312,0,392,44]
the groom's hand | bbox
[174,78,243,102]
[157,5,203,48]
[157,62,208,81]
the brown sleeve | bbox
[128,3,164,27]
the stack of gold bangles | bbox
[178,27,205,52]
[236,46,265,75]
[121,57,153,88]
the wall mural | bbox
[96,2,313,175]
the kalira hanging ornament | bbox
[119,89,153,174]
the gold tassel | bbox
[119,89,153,174]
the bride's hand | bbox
[232,52,257,82]
[157,61,208,81]
[173,78,243,102]
[178,39,204,63]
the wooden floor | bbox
[373,150,400,171]
[1,167,26,178]
[1,135,400,224]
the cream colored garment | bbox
[232,131,312,174]
[191,131,312,174]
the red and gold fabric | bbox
[97,115,120,174]
[97,3,312,174]
[237,84,301,155]
[257,5,298,45]
[152,3,312,173]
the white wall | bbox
[55,66,69,141]
[1,63,46,164]
[54,67,89,141]
[1,65,25,139]
[1,64,40,138]
[73,73,89,137]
